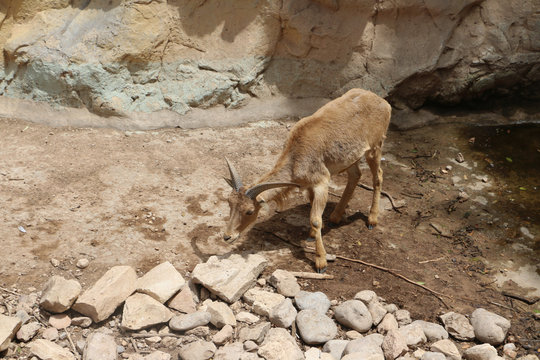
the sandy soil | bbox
[0,116,538,348]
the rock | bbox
[258,328,304,360]
[422,353,447,360]
[470,308,511,345]
[294,291,331,314]
[137,261,186,303]
[121,293,173,330]
[236,311,260,324]
[323,339,350,360]
[42,327,59,341]
[382,329,408,360]
[354,290,378,305]
[29,339,76,360]
[213,324,234,345]
[178,340,216,360]
[430,339,461,360]
[503,344,517,359]
[40,276,82,313]
[207,301,237,328]
[49,314,71,329]
[170,311,211,332]
[343,334,384,357]
[377,313,399,334]
[15,309,31,325]
[186,326,210,337]
[398,323,427,346]
[213,342,244,360]
[342,354,385,360]
[243,288,285,317]
[346,330,364,339]
[411,320,448,341]
[414,349,426,359]
[168,286,197,314]
[384,304,399,314]
[268,269,301,297]
[76,258,90,269]
[0,315,22,352]
[72,316,92,328]
[16,322,41,342]
[516,356,539,360]
[296,309,337,344]
[334,300,373,333]
[369,302,388,326]
[244,340,258,352]
[144,351,172,360]
[72,265,137,323]
[395,310,412,327]
[440,312,475,341]
[192,254,268,303]
[306,347,335,360]
[84,332,117,360]
[464,344,498,360]
[238,322,271,344]
[269,298,297,328]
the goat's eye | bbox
[246,210,254,215]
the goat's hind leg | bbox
[309,181,329,273]
[366,144,383,229]
[329,162,361,224]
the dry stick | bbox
[502,291,539,305]
[0,286,19,296]
[357,183,403,213]
[131,338,139,353]
[65,328,80,358]
[131,333,183,339]
[418,256,445,264]
[290,271,334,280]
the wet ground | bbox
[0,115,538,352]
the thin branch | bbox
[290,271,334,280]
[357,183,404,213]
[418,256,445,264]
[131,333,183,339]
[502,291,539,305]
[0,286,19,296]
[65,328,80,359]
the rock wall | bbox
[0,0,538,124]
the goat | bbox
[223,88,391,273]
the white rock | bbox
[516,356,539,360]
[294,291,331,314]
[378,313,399,334]
[354,290,378,305]
[503,343,517,359]
[213,324,233,345]
[169,311,211,332]
[369,302,388,326]
[72,316,92,328]
[382,329,408,360]
[296,309,337,345]
[137,261,186,303]
[411,320,448,341]
[243,288,285,317]
[323,339,349,360]
[207,301,236,328]
[42,327,59,341]
[192,254,268,303]
[346,330,364,339]
[0,315,22,352]
[144,351,172,360]
[268,269,301,297]
[238,321,271,344]
[342,354,385,360]
[258,328,304,360]
[84,332,117,360]
[40,276,82,313]
[430,339,461,360]
[343,334,384,357]
[213,342,244,360]
[269,298,297,328]
[167,285,197,313]
[384,304,399,314]
[16,322,41,342]
[72,265,137,323]
[414,349,426,359]
[422,352,447,360]
[398,323,427,346]
[178,340,216,360]
[121,293,173,330]
[464,344,498,360]
[29,339,76,360]
[76,258,90,269]
[395,310,411,327]
[244,340,258,352]
[440,312,475,341]
[470,308,511,345]
[334,300,373,333]
[236,311,260,324]
[306,347,336,360]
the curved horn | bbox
[245,182,300,199]
[225,157,243,191]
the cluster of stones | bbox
[0,253,538,360]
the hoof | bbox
[306,237,315,242]
[316,267,327,274]
[368,224,373,230]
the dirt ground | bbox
[0,115,538,352]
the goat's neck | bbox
[253,157,293,205]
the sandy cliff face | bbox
[0,0,538,122]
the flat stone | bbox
[84,332,117,360]
[334,300,373,333]
[42,327,59,341]
[269,298,297,328]
[213,342,244,360]
[411,320,448,341]
[440,312,475,341]
[243,288,285,317]
[346,330,364,339]
[268,269,301,297]
[503,343,517,359]
[395,310,412,327]
[296,309,337,344]
[207,301,236,328]
[16,322,41,342]
[178,340,216,360]
[384,304,399,314]
[382,329,408,360]
[343,334,384,357]
[170,311,211,332]
[306,347,335,360]
[354,290,378,305]
[236,311,260,324]
[470,308,511,345]
[213,324,234,345]
[342,354,385,360]
[40,276,82,313]
[29,339,76,360]
[72,316,92,328]
[0,315,22,351]
[49,314,71,329]
[238,321,271,344]
[167,285,197,313]
[144,351,172,360]
[137,261,186,303]
[464,344,498,360]
[422,352,447,360]
[192,254,268,303]
[72,265,137,323]
[244,340,258,352]
[399,323,427,346]
[121,293,173,330]
[295,291,331,314]
[323,339,350,360]
[377,313,399,334]
[76,258,90,269]
[369,302,388,326]
[258,328,304,360]
[186,326,210,337]
[430,339,461,360]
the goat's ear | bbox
[224,177,235,189]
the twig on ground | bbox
[400,192,423,199]
[0,286,19,296]
[418,256,445,264]
[502,291,539,305]
[488,300,514,311]
[431,232,453,239]
[131,333,183,339]
[65,328,80,358]
[357,183,404,213]
[131,338,139,353]
[290,271,334,280]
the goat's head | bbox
[223,158,298,243]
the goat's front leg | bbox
[366,145,383,229]
[309,181,329,273]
